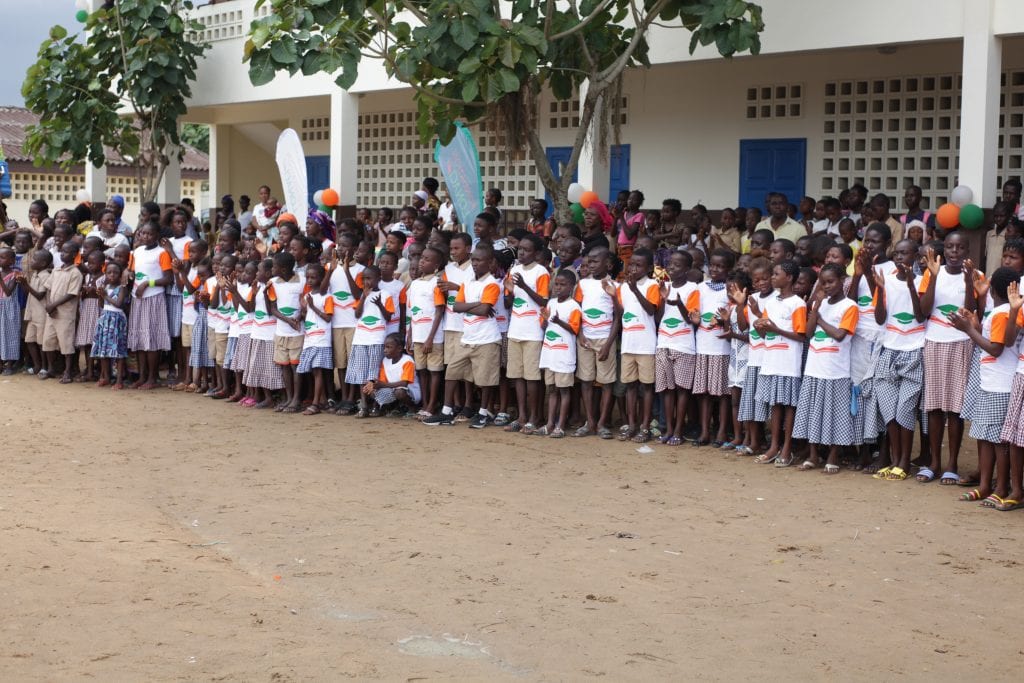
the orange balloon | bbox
[579,190,598,209]
[321,188,340,207]
[936,202,960,229]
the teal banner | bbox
[434,123,483,229]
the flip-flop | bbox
[797,460,817,471]
[598,427,613,440]
[774,455,794,468]
[549,428,565,439]
[959,489,986,502]
[995,498,1024,512]
[302,405,321,415]
[872,466,893,480]
[503,420,521,433]
[915,467,935,483]
[572,425,594,437]
[666,436,682,446]
[753,453,777,465]
[886,467,909,481]
[823,463,840,475]
[939,471,960,486]
[980,494,1004,508]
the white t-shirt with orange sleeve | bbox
[379,277,407,335]
[656,282,699,354]
[876,267,925,351]
[805,297,859,380]
[250,282,276,342]
[379,353,420,402]
[266,275,304,338]
[980,303,1017,390]
[327,262,365,329]
[508,263,551,342]
[617,277,660,355]
[759,294,808,378]
[921,267,971,343]
[539,297,582,374]
[303,292,335,349]
[694,282,731,356]
[352,289,396,346]
[407,275,445,344]
[128,246,172,299]
[456,274,502,345]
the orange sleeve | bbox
[323,297,335,314]
[74,253,82,266]
[378,365,388,382]
[355,272,364,288]
[536,273,550,297]
[991,311,1008,343]
[128,253,135,270]
[433,287,444,306]
[455,283,466,303]
[1018,309,1024,326]
[384,294,395,314]
[573,285,583,303]
[399,287,407,304]
[567,308,582,335]
[302,284,312,297]
[792,305,808,334]
[183,242,190,260]
[871,288,880,307]
[615,287,623,305]
[159,252,173,270]
[266,282,277,301]
[839,305,859,333]
[645,283,661,306]
[481,282,500,306]
[917,269,931,295]
[247,285,256,302]
[685,289,700,312]
[400,360,415,383]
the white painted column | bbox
[958,0,1001,206]
[84,163,107,204]
[575,80,611,204]
[157,149,182,205]
[329,90,359,207]
[208,124,231,219]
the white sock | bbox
[441,405,453,415]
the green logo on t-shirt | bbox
[513,297,526,308]
[333,290,351,300]
[279,306,297,316]
[135,271,145,281]
[362,315,380,324]
[411,305,422,315]
[700,311,714,323]
[622,312,637,323]
[584,308,604,319]
[447,295,456,306]
[545,329,560,341]
[937,304,958,316]
[254,310,267,320]
[893,312,916,324]
[764,332,778,341]
[813,330,828,342]
[858,295,872,307]
[303,320,314,330]
[750,329,762,340]
[662,317,682,329]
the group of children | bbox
[3,194,1024,511]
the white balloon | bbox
[950,184,973,207]
[312,190,324,207]
[75,0,89,10]
[567,182,584,204]
[75,189,90,202]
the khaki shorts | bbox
[181,322,194,348]
[25,319,45,344]
[273,334,303,365]
[42,313,76,354]
[576,336,617,384]
[208,331,229,365]
[544,369,575,388]
[620,352,655,385]
[414,340,445,371]
[446,341,500,386]
[331,327,355,369]
[506,338,542,380]
[444,330,468,366]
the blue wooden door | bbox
[305,155,330,208]
[738,139,806,210]
[609,144,630,201]
[544,146,577,218]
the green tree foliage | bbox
[181,122,210,154]
[22,0,208,202]
[245,0,763,218]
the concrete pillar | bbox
[208,124,231,220]
[957,0,1001,263]
[576,80,611,204]
[157,149,182,205]
[329,90,359,212]
[84,163,107,205]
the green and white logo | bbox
[893,312,916,324]
[545,329,560,341]
[584,308,605,319]
[662,317,682,329]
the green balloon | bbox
[75,9,88,22]
[318,204,329,213]
[958,203,984,229]
[570,202,584,223]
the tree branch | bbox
[594,0,669,87]
[548,0,616,42]
[400,0,428,24]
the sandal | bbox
[493,412,511,427]
[886,467,909,481]
[598,427,613,440]
[872,466,893,480]
[915,467,935,483]
[666,436,682,446]
[572,425,594,438]
[617,428,636,442]
[533,426,550,436]
[823,463,841,475]
[959,489,987,502]
[549,427,565,439]
[753,453,777,465]
[281,405,300,414]
[995,498,1024,512]
[774,454,794,468]
[354,408,368,418]
[797,460,818,471]
[980,494,1004,508]
[521,422,537,435]
[302,405,321,415]
[939,471,960,486]
[503,420,521,433]
[631,429,650,444]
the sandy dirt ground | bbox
[1,376,1022,681]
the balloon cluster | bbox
[567,182,599,222]
[312,188,339,213]
[936,185,984,230]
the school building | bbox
[74,0,1024,221]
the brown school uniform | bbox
[41,264,83,354]
[24,270,52,344]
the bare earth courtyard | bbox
[1,378,1021,681]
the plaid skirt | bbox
[728,344,748,389]
[793,376,856,446]
[90,310,127,358]
[738,365,769,422]
[851,374,878,445]
[345,343,385,384]
[960,347,982,420]
[756,373,802,408]
[0,295,20,361]
[922,339,972,413]
[297,345,334,373]
[75,298,100,347]
[970,389,1010,443]
[375,383,421,406]
[127,293,171,352]
[166,291,183,338]
[188,309,214,368]
[999,374,1024,447]
[692,353,729,396]
[244,337,284,390]
[654,348,695,393]
[229,334,251,373]
[223,336,238,370]
[867,346,923,433]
